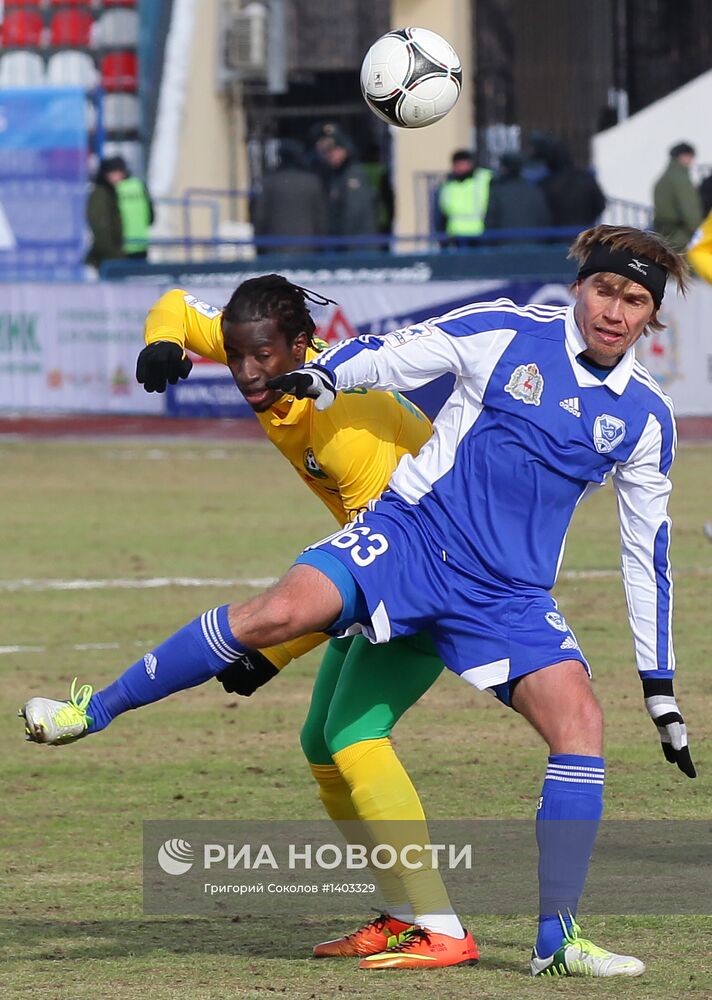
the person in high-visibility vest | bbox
[116,171,154,258]
[436,149,492,245]
[86,156,154,269]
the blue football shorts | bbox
[294,501,589,708]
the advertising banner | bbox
[0,89,88,281]
[0,279,709,417]
[0,284,163,413]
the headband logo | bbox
[628,259,649,275]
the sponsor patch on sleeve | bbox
[384,323,434,349]
[184,294,221,319]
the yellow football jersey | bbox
[689,210,712,284]
[144,288,433,668]
[144,289,433,524]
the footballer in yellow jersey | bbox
[138,275,476,967]
[142,286,432,526]
[688,209,712,284]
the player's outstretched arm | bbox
[270,317,493,400]
[137,290,227,392]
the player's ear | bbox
[292,332,308,362]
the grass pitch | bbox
[1,436,711,1000]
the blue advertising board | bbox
[0,88,87,280]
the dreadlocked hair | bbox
[568,224,690,334]
[223,274,318,348]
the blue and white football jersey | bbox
[314,299,676,680]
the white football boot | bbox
[19,678,93,745]
[531,914,645,978]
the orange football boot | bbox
[312,913,412,958]
[358,926,480,970]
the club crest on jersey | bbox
[303,448,328,479]
[504,363,544,405]
[545,611,569,633]
[593,414,626,454]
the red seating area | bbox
[0,2,139,93]
[100,50,137,91]
[1,10,43,45]
[50,10,94,46]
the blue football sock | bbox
[87,606,246,732]
[535,754,605,957]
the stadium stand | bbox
[1,9,44,45]
[49,9,95,47]
[95,8,139,47]
[0,51,45,87]
[100,51,138,92]
[0,0,142,171]
[45,50,98,88]
[103,92,140,131]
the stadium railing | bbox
[147,184,653,265]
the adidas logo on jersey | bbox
[559,396,581,417]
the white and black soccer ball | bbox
[360,27,462,129]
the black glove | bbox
[266,365,336,411]
[136,341,193,393]
[216,649,280,697]
[642,677,696,778]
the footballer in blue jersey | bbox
[22,226,694,977]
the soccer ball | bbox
[360,27,462,129]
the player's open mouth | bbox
[242,388,271,406]
[594,326,624,345]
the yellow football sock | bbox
[261,633,328,670]
[332,738,460,930]
[308,763,411,917]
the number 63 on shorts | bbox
[313,523,390,567]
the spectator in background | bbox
[522,130,559,185]
[436,150,492,245]
[652,142,703,252]
[86,156,153,269]
[484,152,551,241]
[539,142,606,231]
[320,131,378,251]
[253,139,326,255]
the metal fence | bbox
[148,184,653,265]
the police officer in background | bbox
[86,156,154,270]
[436,149,492,247]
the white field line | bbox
[2,569,710,657]
[2,567,712,595]
[0,576,278,593]
[0,641,150,655]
